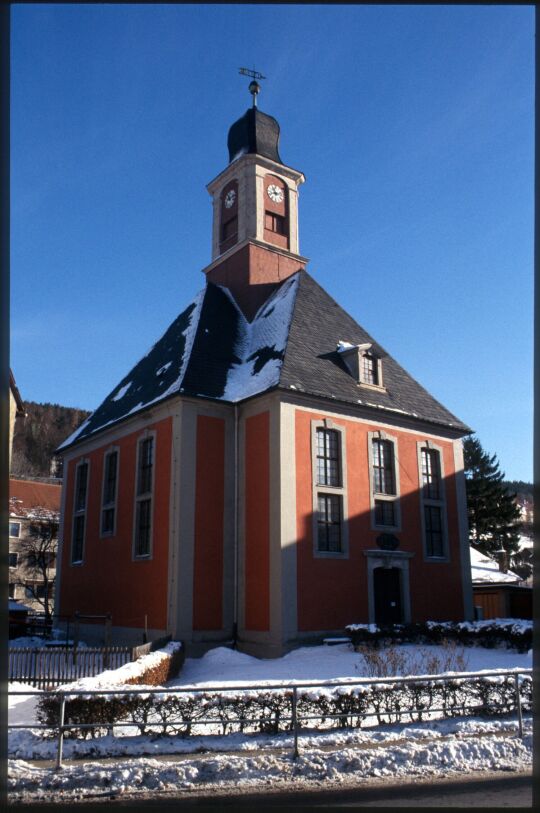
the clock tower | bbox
[202,82,308,318]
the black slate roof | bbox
[227,107,282,164]
[280,272,470,432]
[59,270,469,451]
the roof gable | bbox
[59,269,469,451]
[279,272,469,432]
[59,276,299,450]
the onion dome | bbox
[227,107,283,165]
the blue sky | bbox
[11,4,534,481]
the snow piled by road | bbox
[9,717,532,802]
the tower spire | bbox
[238,67,266,107]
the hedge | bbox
[345,621,532,653]
[37,641,184,738]
[36,671,531,740]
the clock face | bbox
[267,184,284,204]
[224,189,236,209]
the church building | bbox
[56,82,473,656]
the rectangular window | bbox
[138,438,153,496]
[9,522,20,538]
[24,582,47,600]
[317,494,342,552]
[375,499,395,527]
[9,552,18,568]
[134,436,154,558]
[316,428,341,487]
[75,462,88,512]
[135,499,152,557]
[101,450,118,536]
[372,439,395,495]
[221,216,237,242]
[418,444,447,559]
[72,516,85,564]
[265,211,286,235]
[9,583,15,599]
[425,505,444,557]
[71,461,88,564]
[362,353,378,385]
[421,448,441,500]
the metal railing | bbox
[8,667,531,769]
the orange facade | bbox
[192,415,225,631]
[244,411,271,631]
[294,409,464,630]
[59,417,172,631]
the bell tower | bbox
[202,76,308,319]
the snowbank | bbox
[8,716,532,803]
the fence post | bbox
[514,672,523,738]
[104,615,112,668]
[73,613,79,665]
[292,687,299,760]
[55,694,66,771]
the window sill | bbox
[358,382,387,392]
[314,550,348,560]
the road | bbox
[13,770,532,809]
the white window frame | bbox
[132,431,156,560]
[417,441,449,562]
[100,447,119,538]
[71,458,89,565]
[368,431,401,532]
[9,521,21,538]
[9,551,18,568]
[311,419,349,559]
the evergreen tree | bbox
[463,436,521,563]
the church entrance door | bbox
[373,567,403,625]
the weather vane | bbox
[238,67,266,107]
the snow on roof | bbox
[9,479,61,519]
[221,274,298,401]
[517,534,533,551]
[470,546,521,585]
[57,269,469,453]
[57,290,205,450]
[58,278,298,451]
[9,600,32,613]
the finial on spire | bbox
[238,67,266,107]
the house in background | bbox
[9,370,25,469]
[56,86,474,656]
[9,478,60,615]
[470,545,532,620]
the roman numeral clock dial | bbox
[267,184,284,203]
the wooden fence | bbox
[9,647,132,688]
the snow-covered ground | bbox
[168,640,532,688]
[8,638,532,803]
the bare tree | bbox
[15,514,59,624]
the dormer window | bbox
[337,341,384,389]
[362,352,378,386]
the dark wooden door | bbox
[374,567,403,625]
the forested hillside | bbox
[11,401,91,478]
[503,480,533,499]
